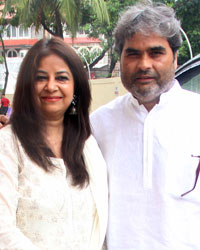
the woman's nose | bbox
[45,78,58,92]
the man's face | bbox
[120,33,178,111]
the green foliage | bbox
[82,0,138,73]
[77,47,102,65]
[154,0,200,65]
[2,0,109,38]
[174,0,200,64]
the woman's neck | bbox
[45,118,64,158]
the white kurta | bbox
[0,125,108,250]
[91,80,200,250]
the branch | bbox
[89,48,108,69]
[55,8,63,38]
[41,13,56,37]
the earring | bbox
[69,95,78,115]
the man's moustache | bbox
[132,70,157,80]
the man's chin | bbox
[131,90,161,104]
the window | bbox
[181,70,200,93]
[7,50,18,57]
[175,55,200,94]
[6,25,17,38]
[19,26,30,38]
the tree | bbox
[3,0,109,38]
[174,0,200,64]
[82,0,138,77]
[155,0,200,65]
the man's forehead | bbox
[123,33,170,49]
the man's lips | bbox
[41,96,62,102]
[134,75,155,83]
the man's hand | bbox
[0,115,9,128]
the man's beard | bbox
[121,68,175,104]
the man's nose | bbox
[138,54,152,71]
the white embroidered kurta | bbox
[91,80,200,250]
[0,125,108,250]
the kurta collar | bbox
[129,79,181,112]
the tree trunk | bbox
[0,32,9,95]
[55,9,64,39]
[108,54,118,78]
[41,11,63,39]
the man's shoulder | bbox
[179,88,200,104]
[91,93,131,117]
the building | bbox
[0,24,108,95]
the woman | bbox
[0,37,108,250]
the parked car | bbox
[175,54,200,94]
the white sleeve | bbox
[0,129,40,250]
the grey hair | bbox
[114,2,182,55]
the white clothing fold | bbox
[0,125,108,250]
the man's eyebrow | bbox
[125,48,140,54]
[149,46,166,52]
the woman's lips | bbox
[41,96,62,102]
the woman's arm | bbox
[0,130,40,250]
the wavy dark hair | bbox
[10,37,91,187]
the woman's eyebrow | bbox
[37,70,47,74]
[37,70,71,76]
[55,70,70,75]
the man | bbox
[91,2,200,250]
[0,94,10,115]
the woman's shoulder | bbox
[0,124,13,142]
[84,134,102,153]
[0,124,21,157]
[83,135,107,172]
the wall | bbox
[90,77,127,112]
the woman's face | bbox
[35,54,74,120]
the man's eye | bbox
[56,76,69,81]
[150,51,164,56]
[127,52,139,57]
[36,75,47,81]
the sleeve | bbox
[0,130,40,250]
[101,239,107,250]
[83,135,108,250]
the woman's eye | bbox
[36,75,47,81]
[56,76,69,81]
[150,51,164,57]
